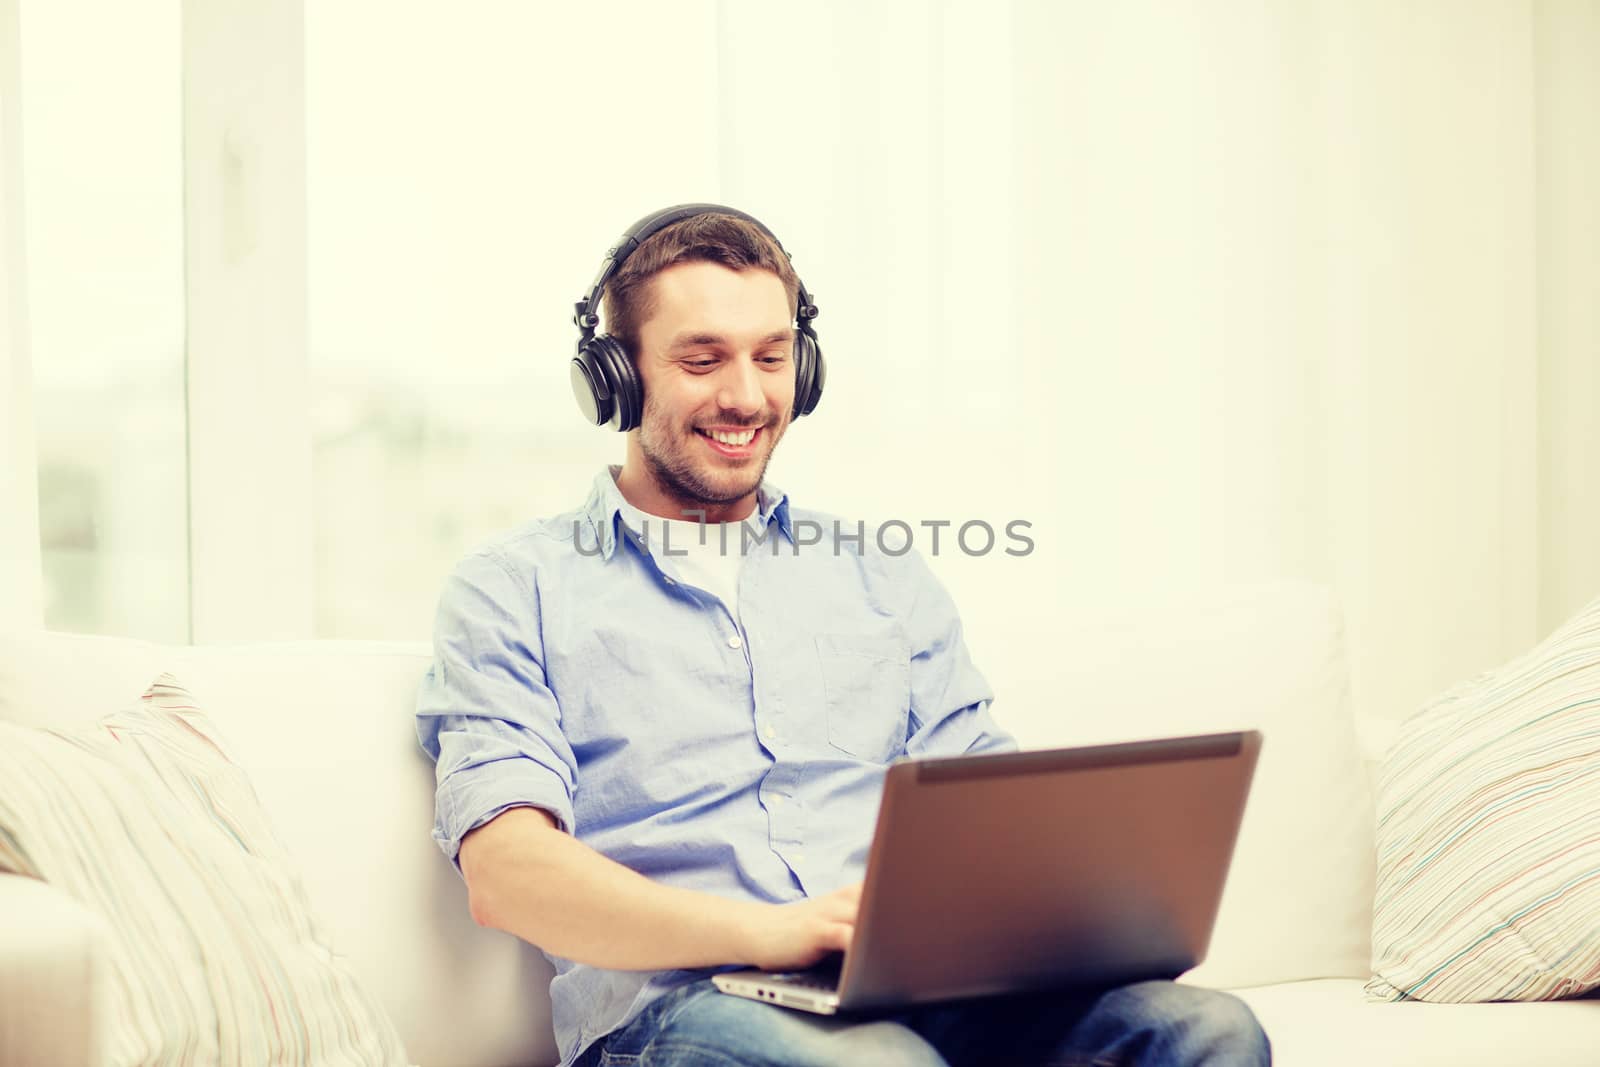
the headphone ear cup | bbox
[570,342,614,428]
[792,329,824,418]
[592,335,642,432]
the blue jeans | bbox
[573,978,1270,1067]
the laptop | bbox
[712,730,1261,1015]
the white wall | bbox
[1006,0,1540,722]
[1536,0,1600,635]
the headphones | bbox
[570,203,825,431]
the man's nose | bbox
[716,358,765,417]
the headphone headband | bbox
[573,203,816,340]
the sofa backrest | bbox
[1,580,1378,1064]
[996,580,1375,989]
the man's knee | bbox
[1098,981,1270,1064]
[813,1018,949,1067]
[645,991,947,1067]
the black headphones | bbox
[570,203,825,431]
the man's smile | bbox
[694,425,764,458]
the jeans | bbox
[573,978,1270,1067]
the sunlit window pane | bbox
[22,0,188,641]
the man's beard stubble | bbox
[637,393,787,510]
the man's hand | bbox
[737,881,863,972]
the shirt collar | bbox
[582,465,793,561]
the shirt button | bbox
[794,851,807,863]
[770,795,784,808]
[727,634,743,650]
[764,724,776,739]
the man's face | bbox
[630,261,796,513]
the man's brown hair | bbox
[601,213,801,357]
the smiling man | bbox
[416,205,1270,1067]
[616,256,795,520]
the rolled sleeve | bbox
[894,549,1021,760]
[416,548,579,871]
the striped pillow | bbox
[0,675,409,1066]
[1367,595,1600,1002]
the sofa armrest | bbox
[0,873,111,1065]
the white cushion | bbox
[1006,581,1374,988]
[1368,594,1600,1002]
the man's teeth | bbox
[704,428,756,446]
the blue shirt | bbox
[415,467,1019,1067]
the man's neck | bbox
[613,460,759,525]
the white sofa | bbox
[2,583,1598,1066]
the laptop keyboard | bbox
[766,969,840,992]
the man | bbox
[416,205,1270,1067]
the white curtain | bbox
[711,0,1595,724]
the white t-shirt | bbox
[655,518,747,619]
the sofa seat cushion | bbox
[1235,978,1600,1065]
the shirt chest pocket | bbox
[814,633,911,762]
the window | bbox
[23,0,187,641]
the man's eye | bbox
[685,359,717,369]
